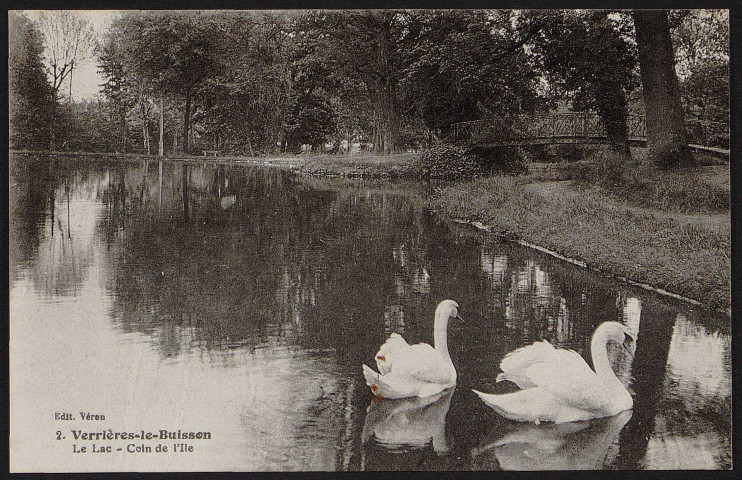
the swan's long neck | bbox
[433,312,451,359]
[590,327,620,384]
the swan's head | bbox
[595,321,634,354]
[435,299,463,323]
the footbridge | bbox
[452,112,728,156]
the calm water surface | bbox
[9,156,731,471]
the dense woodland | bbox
[9,10,729,165]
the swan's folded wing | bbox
[524,349,612,413]
[395,344,453,385]
[497,340,556,389]
[375,333,411,375]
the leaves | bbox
[9,12,55,149]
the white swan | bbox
[362,300,462,399]
[473,321,634,423]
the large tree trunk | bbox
[183,90,191,155]
[633,10,693,167]
[120,105,127,153]
[372,81,400,155]
[158,96,164,157]
[595,85,631,158]
[141,102,150,155]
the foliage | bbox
[16,9,727,160]
[671,11,729,149]
[106,11,228,153]
[285,93,336,152]
[670,10,728,78]
[416,143,484,180]
[9,12,55,150]
[402,11,541,135]
[553,144,595,163]
[196,13,294,154]
[526,10,638,155]
[58,101,124,152]
[292,11,413,154]
[467,145,528,174]
[415,140,527,180]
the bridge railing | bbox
[685,119,729,149]
[453,112,649,142]
[452,112,731,151]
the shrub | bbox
[550,144,594,162]
[416,143,484,180]
[468,144,528,174]
[416,141,529,180]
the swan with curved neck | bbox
[473,321,634,423]
[362,300,462,399]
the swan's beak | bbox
[454,314,465,323]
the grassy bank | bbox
[292,152,420,177]
[10,150,421,177]
[427,160,730,312]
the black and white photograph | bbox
[8,7,732,472]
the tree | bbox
[198,12,294,154]
[37,11,94,102]
[671,10,729,148]
[9,12,55,149]
[116,12,223,154]
[285,92,336,151]
[403,10,541,136]
[670,9,729,78]
[680,60,729,148]
[633,10,693,167]
[97,30,135,152]
[528,10,637,157]
[295,11,413,154]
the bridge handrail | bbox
[452,112,727,152]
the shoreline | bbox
[451,219,714,311]
[11,150,729,313]
[427,174,730,314]
[9,149,419,176]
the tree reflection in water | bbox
[8,155,731,471]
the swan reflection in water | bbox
[362,387,455,454]
[472,410,632,470]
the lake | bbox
[9,156,731,471]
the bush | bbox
[416,141,529,180]
[416,143,484,180]
[550,144,594,162]
[468,144,528,174]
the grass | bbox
[290,152,420,177]
[555,149,730,214]
[427,162,731,312]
